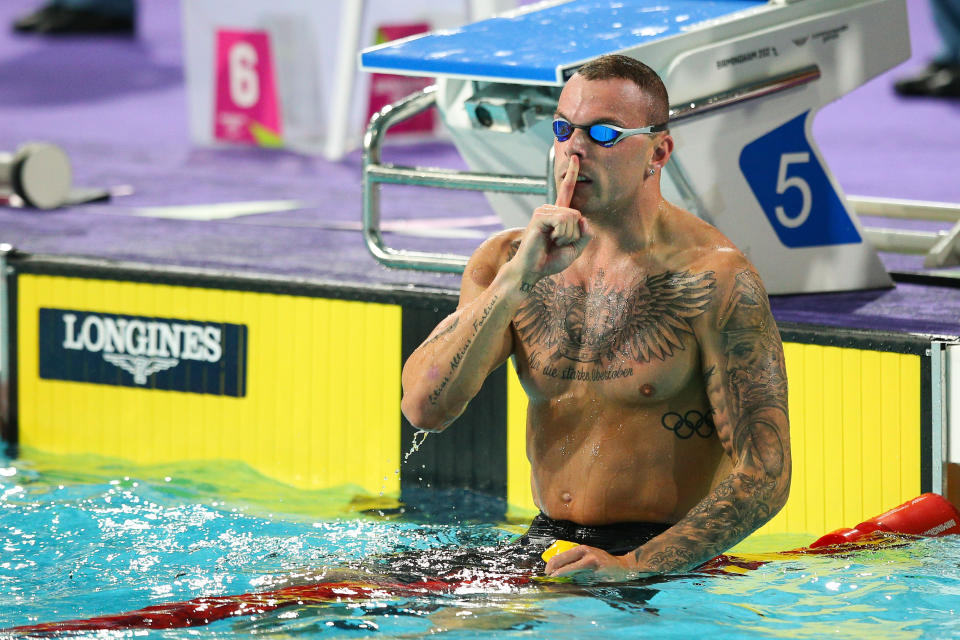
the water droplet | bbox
[403,431,430,463]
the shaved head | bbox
[574,54,669,128]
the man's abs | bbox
[526,397,724,526]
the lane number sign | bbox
[740,112,860,248]
[214,30,283,146]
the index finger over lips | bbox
[554,155,579,208]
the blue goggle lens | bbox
[552,119,574,140]
[589,125,619,144]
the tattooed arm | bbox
[630,265,791,573]
[400,232,524,432]
[544,262,790,578]
[401,156,592,431]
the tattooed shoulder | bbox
[718,270,771,334]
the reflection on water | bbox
[1,448,959,638]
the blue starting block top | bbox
[360,0,770,85]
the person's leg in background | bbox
[895,0,960,97]
[13,0,135,35]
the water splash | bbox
[404,431,431,463]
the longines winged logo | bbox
[39,308,248,397]
[102,354,179,385]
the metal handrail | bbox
[848,195,960,222]
[851,196,960,267]
[862,220,960,268]
[361,65,824,273]
[362,86,547,273]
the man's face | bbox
[553,74,658,215]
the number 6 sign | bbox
[214,29,283,147]
[739,112,860,248]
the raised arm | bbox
[401,156,592,431]
[400,234,522,432]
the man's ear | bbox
[652,133,674,166]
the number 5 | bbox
[775,152,812,228]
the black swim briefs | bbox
[519,512,672,556]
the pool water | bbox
[2,448,960,639]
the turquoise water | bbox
[2,449,960,639]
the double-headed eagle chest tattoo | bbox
[514,269,716,373]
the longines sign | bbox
[39,308,248,397]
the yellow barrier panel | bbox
[759,344,921,536]
[506,363,536,516]
[17,274,402,495]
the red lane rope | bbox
[6,577,533,634]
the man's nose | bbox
[560,127,590,157]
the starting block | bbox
[360,0,910,294]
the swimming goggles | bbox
[552,118,668,147]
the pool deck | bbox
[1,0,960,338]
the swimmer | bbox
[401,54,791,580]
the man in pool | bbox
[400,54,791,580]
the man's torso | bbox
[504,217,734,526]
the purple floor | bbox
[1,0,959,335]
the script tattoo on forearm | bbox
[514,269,715,366]
[472,296,497,333]
[427,295,500,406]
[636,270,789,572]
[423,317,459,348]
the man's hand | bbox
[544,543,637,581]
[510,156,592,284]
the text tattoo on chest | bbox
[515,270,716,376]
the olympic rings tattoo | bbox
[661,410,716,439]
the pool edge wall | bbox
[1,252,953,537]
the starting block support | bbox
[362,86,547,273]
